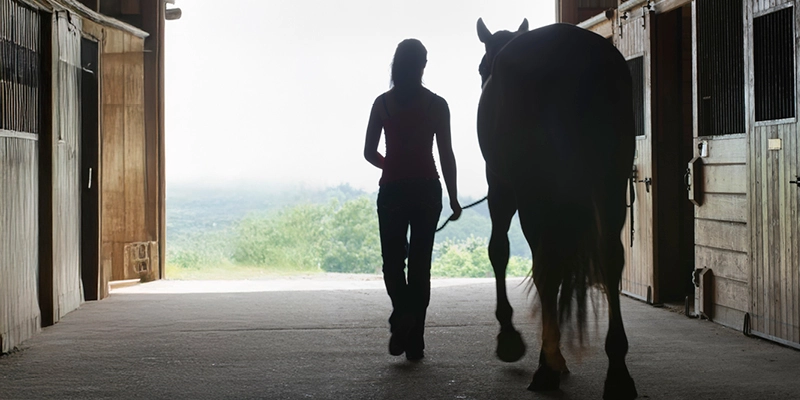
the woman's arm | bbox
[435,97,462,220]
[363,100,385,169]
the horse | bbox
[476,19,638,399]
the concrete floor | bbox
[1,276,799,400]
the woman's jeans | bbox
[377,179,442,348]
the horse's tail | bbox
[536,197,607,345]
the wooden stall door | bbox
[1,0,44,350]
[748,1,800,346]
[617,7,656,302]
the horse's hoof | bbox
[496,329,526,362]
[603,368,637,400]
[527,363,560,392]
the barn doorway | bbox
[80,37,101,301]
[651,5,695,303]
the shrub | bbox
[232,203,329,270]
[432,235,531,278]
[318,197,382,274]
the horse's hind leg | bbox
[487,170,525,362]
[603,236,637,400]
[528,240,569,392]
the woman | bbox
[363,39,461,361]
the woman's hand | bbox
[449,199,462,221]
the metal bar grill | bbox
[697,0,745,135]
[754,7,796,122]
[0,0,41,134]
[628,56,645,137]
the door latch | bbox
[638,177,652,193]
[791,176,800,188]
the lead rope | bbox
[628,174,636,247]
[435,196,489,232]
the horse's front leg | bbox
[487,172,525,362]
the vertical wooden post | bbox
[157,1,166,279]
[140,0,166,279]
[140,0,164,278]
[38,9,54,327]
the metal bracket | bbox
[642,2,654,29]
[638,177,652,193]
[619,11,628,38]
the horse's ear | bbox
[477,18,492,43]
[518,18,529,33]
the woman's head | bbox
[391,39,427,92]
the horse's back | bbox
[479,23,634,209]
[495,23,627,82]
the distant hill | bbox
[166,182,531,259]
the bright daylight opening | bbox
[160,0,555,284]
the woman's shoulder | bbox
[373,91,391,105]
[420,87,439,100]
[424,90,448,114]
[423,89,447,107]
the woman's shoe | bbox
[388,314,414,356]
[405,348,424,361]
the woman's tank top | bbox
[379,93,440,185]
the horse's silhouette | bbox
[476,19,637,399]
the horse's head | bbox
[476,18,529,86]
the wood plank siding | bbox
[2,0,159,351]
[0,137,40,353]
[97,26,152,285]
[691,0,751,330]
[617,7,655,302]
[747,0,800,346]
[0,0,42,353]
[50,12,84,321]
[692,137,749,327]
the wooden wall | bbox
[50,12,84,321]
[746,0,800,345]
[0,137,41,353]
[94,23,153,287]
[616,7,656,302]
[94,0,166,282]
[1,0,156,351]
[0,0,43,353]
[693,136,749,328]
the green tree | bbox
[319,197,382,273]
[432,235,531,278]
[232,203,329,271]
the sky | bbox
[164,0,555,198]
